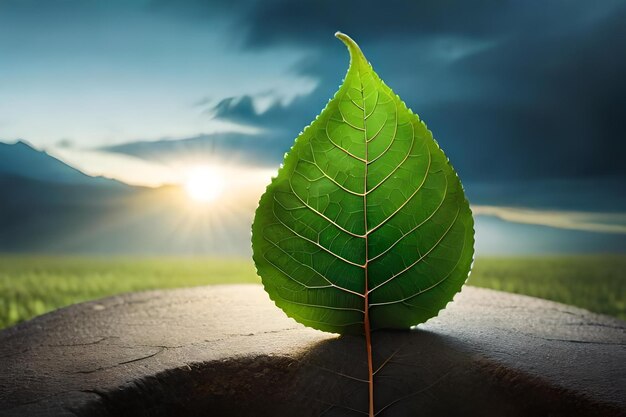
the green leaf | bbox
[252,32,474,336]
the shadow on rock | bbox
[75,329,622,417]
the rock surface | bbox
[0,284,624,417]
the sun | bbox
[184,166,225,203]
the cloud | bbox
[207,91,319,132]
[202,0,626,184]
[99,131,289,167]
[237,0,622,48]
[209,95,279,128]
[55,138,74,149]
[473,205,626,234]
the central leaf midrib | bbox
[360,78,370,262]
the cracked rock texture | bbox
[0,284,624,417]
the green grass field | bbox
[0,255,624,329]
[468,256,625,320]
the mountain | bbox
[0,141,252,255]
[0,140,123,187]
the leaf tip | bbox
[334,31,366,64]
[334,31,356,48]
[334,31,348,41]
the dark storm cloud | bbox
[210,93,322,132]
[201,0,626,184]
[239,0,506,48]
[235,0,622,48]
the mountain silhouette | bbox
[0,141,124,187]
[0,141,251,255]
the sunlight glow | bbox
[184,166,225,203]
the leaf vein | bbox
[368,206,461,295]
[367,141,432,235]
[263,236,364,298]
[272,196,365,268]
[288,178,366,238]
[369,174,449,262]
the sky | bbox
[1,0,625,254]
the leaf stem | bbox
[364,290,374,416]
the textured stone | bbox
[0,285,624,416]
